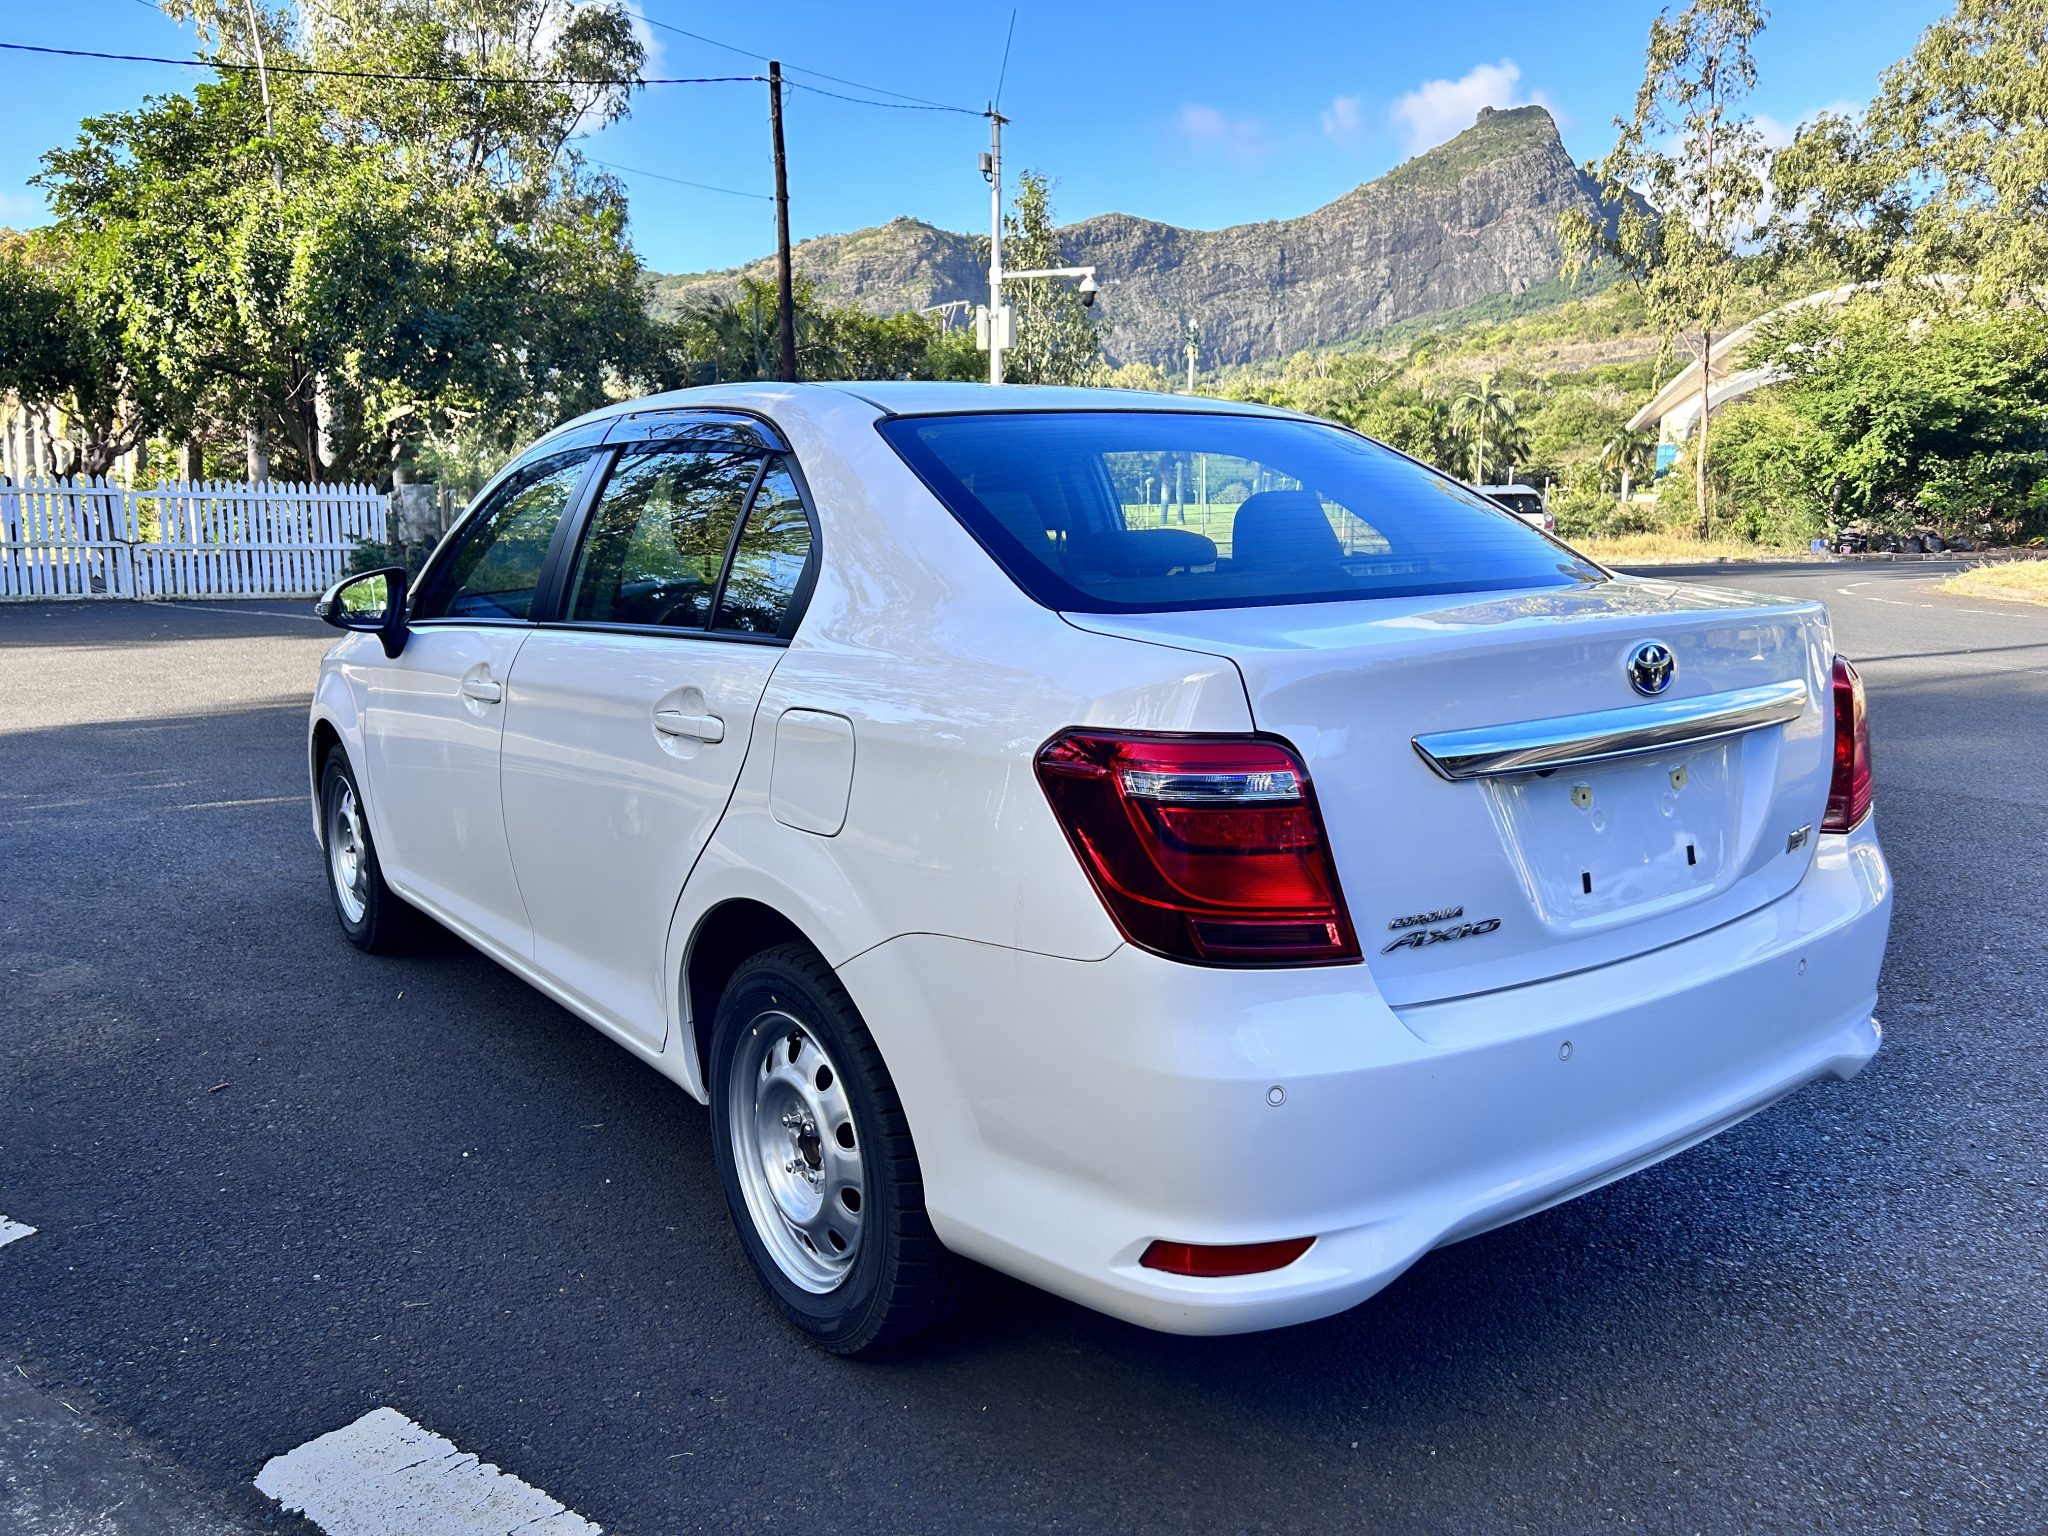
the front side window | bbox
[415,452,590,621]
[880,411,1603,614]
[566,448,762,629]
[715,463,814,638]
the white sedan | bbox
[309,383,1890,1353]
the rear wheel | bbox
[708,942,971,1354]
[319,747,414,953]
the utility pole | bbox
[245,0,281,485]
[769,61,797,383]
[984,110,1006,386]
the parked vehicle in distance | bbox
[309,384,1891,1353]
[1475,482,1555,533]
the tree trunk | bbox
[177,439,205,482]
[313,376,341,485]
[1620,468,1633,505]
[1694,329,1712,540]
[246,422,271,483]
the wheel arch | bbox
[307,673,364,846]
[681,897,824,1101]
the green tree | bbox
[996,171,1101,385]
[1739,297,2048,539]
[1450,372,1527,482]
[669,276,980,387]
[1562,0,1770,536]
[1772,0,2048,307]
[28,0,656,484]
[1599,424,1658,499]
[0,231,160,476]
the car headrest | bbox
[1230,489,1342,569]
[1062,527,1218,579]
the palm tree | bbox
[1414,390,1461,472]
[1451,372,1520,484]
[1599,425,1657,503]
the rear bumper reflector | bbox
[1139,1237,1316,1277]
[1411,678,1810,781]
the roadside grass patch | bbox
[1938,558,2048,606]
[1572,531,1814,566]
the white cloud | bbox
[1749,100,1860,151]
[1389,59,1555,155]
[1176,103,1271,165]
[1320,94,1365,147]
[614,0,667,68]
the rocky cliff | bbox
[650,105,1619,369]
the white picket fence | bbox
[0,476,388,599]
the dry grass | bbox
[1937,558,2048,605]
[1571,532,1815,566]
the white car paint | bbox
[309,381,1890,1335]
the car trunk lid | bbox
[1064,578,1837,1007]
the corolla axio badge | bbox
[1627,640,1677,697]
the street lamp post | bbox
[978,111,1099,386]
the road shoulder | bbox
[0,1368,262,1535]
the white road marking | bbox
[157,600,325,623]
[255,1407,600,1536]
[178,796,302,811]
[0,1217,35,1249]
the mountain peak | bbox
[649,101,1611,369]
[1381,103,1567,191]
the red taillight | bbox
[1140,1237,1316,1277]
[1822,656,1873,832]
[1033,731,1360,965]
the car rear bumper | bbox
[838,816,1891,1335]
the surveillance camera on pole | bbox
[980,111,1102,382]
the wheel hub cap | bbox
[327,782,368,924]
[729,1011,864,1293]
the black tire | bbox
[318,746,415,953]
[708,942,973,1355]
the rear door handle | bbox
[460,676,503,704]
[654,708,725,744]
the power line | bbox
[993,9,1016,114]
[636,13,979,114]
[0,40,762,88]
[785,80,982,114]
[588,156,770,201]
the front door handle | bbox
[654,708,725,744]
[460,675,503,704]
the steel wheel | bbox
[326,779,369,925]
[727,1009,865,1293]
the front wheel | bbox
[319,747,414,953]
[708,943,972,1354]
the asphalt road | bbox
[2,564,2044,1534]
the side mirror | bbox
[315,567,410,658]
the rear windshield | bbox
[878,410,1601,614]
[1487,491,1546,517]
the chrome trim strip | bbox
[1412,678,1810,781]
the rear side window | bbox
[715,463,814,638]
[879,411,1602,614]
[417,452,589,621]
[566,448,762,629]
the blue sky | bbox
[1,0,1943,276]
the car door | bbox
[499,443,818,1048]
[357,448,598,954]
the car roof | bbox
[1477,483,1541,495]
[552,380,1305,434]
